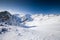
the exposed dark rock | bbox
[0,11,12,22]
[0,28,8,34]
[0,24,4,26]
[1,28,7,32]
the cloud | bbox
[25,14,60,31]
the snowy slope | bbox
[0,25,60,40]
[0,13,60,40]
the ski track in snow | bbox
[0,13,60,40]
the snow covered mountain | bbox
[0,11,60,40]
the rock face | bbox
[0,11,33,27]
[0,11,23,26]
[0,11,12,22]
[0,11,12,26]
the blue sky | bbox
[0,0,60,14]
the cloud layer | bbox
[24,14,60,31]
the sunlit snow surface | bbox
[0,12,60,40]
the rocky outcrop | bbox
[0,11,12,22]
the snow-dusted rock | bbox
[0,11,60,40]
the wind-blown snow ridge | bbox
[0,13,60,40]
